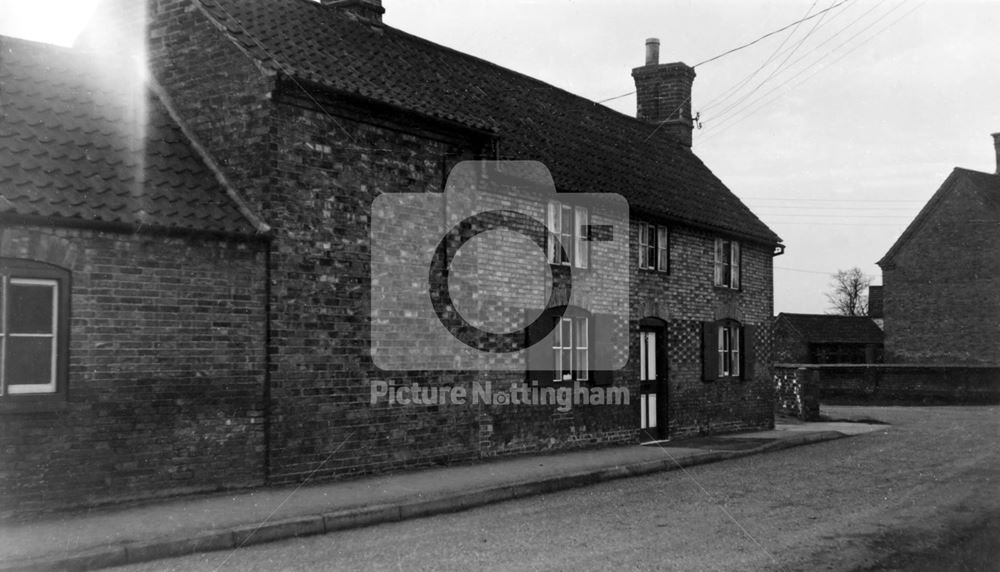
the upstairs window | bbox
[714,238,740,289]
[547,200,589,269]
[0,259,70,400]
[638,223,669,272]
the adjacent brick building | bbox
[0,0,783,515]
[877,134,1000,365]
[0,36,269,514]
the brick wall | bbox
[773,366,820,421]
[631,63,696,147]
[140,0,777,485]
[0,225,267,516]
[243,90,776,481]
[776,364,1000,405]
[145,0,275,216]
[262,98,485,483]
[882,176,1000,364]
[633,226,775,437]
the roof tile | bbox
[0,35,259,236]
[196,0,779,243]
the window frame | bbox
[702,319,753,382]
[638,222,669,273]
[551,314,590,383]
[547,200,589,269]
[717,321,741,378]
[713,238,741,289]
[528,306,601,385]
[0,259,70,403]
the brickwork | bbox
[881,176,1000,364]
[262,101,484,483]
[773,366,820,421]
[0,225,267,516]
[231,84,775,481]
[631,63,696,146]
[144,0,276,217]
[14,0,782,506]
[632,224,775,438]
[778,364,1000,405]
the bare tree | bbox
[826,267,871,316]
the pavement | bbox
[0,420,887,571]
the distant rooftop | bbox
[777,313,884,344]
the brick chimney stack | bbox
[322,0,384,24]
[992,132,1000,175]
[631,38,696,147]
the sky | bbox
[1,0,998,314]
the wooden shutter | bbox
[742,324,756,381]
[526,308,554,384]
[591,313,615,385]
[701,321,718,381]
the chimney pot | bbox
[992,132,1000,175]
[645,38,660,66]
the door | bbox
[639,328,664,440]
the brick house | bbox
[0,0,782,515]
[0,35,269,514]
[877,134,1000,365]
[773,313,883,364]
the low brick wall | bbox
[775,364,1000,407]
[774,366,820,420]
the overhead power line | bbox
[692,0,852,68]
[700,0,893,137]
[704,0,829,119]
[596,91,636,104]
[699,0,826,114]
[596,0,850,106]
[699,0,923,143]
[703,0,878,119]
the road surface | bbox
[110,405,1000,571]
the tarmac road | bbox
[110,405,1000,572]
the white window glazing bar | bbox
[7,278,58,394]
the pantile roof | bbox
[0,35,262,236]
[777,313,884,345]
[193,0,781,245]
